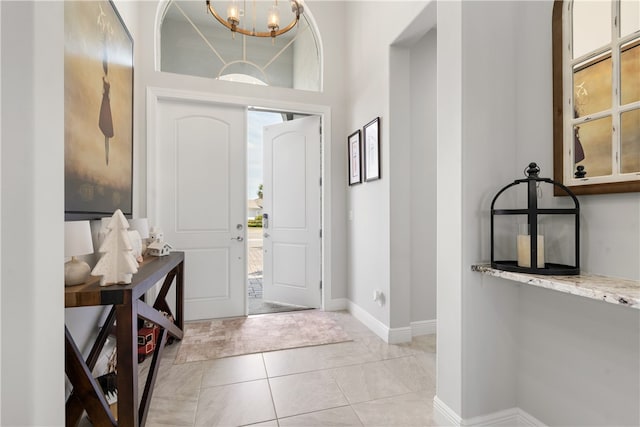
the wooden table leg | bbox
[65,327,116,427]
[65,307,116,426]
[176,262,184,331]
[116,299,139,427]
[138,328,168,426]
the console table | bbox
[65,252,185,427]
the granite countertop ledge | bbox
[472,264,640,310]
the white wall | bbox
[1,2,65,424]
[459,0,522,418]
[345,0,429,332]
[514,2,640,424]
[409,29,437,323]
[519,285,639,426]
[515,1,640,281]
[0,1,3,418]
[387,4,438,332]
[293,17,321,92]
[436,0,640,424]
[422,0,524,420]
[435,0,464,417]
[389,44,412,331]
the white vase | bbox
[65,256,91,286]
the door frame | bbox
[147,87,333,314]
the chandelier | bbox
[205,0,304,39]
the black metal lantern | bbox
[491,162,580,275]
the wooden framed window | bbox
[553,0,640,195]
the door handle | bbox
[264,232,270,238]
[231,236,244,242]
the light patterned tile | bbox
[264,341,381,377]
[359,336,417,360]
[194,379,275,426]
[329,360,411,404]
[408,334,437,354]
[278,406,363,427]
[246,420,278,427]
[352,391,435,427]
[324,312,379,340]
[146,394,198,426]
[137,342,183,396]
[383,355,435,393]
[270,370,349,418]
[243,420,279,427]
[153,361,204,400]
[201,353,267,388]
[133,312,437,427]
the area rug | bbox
[174,310,351,363]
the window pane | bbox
[572,0,611,59]
[621,0,640,38]
[620,109,640,173]
[620,41,640,105]
[161,4,227,80]
[573,53,612,117]
[573,116,613,177]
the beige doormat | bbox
[174,310,351,364]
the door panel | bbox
[273,243,307,287]
[263,116,321,308]
[273,136,307,228]
[156,100,245,320]
[176,116,230,231]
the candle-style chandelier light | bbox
[205,0,304,39]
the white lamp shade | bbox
[64,221,94,257]
[100,217,112,230]
[128,218,150,239]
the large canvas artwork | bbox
[65,1,133,219]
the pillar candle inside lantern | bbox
[517,233,545,268]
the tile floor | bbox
[138,310,436,427]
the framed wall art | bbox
[348,130,362,186]
[363,117,380,182]
[64,0,134,219]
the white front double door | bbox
[155,99,321,320]
[262,116,322,308]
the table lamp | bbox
[65,220,94,286]
[128,218,150,251]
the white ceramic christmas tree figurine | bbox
[91,209,139,286]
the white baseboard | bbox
[433,395,462,426]
[462,407,522,426]
[388,326,412,344]
[344,299,436,343]
[433,396,547,427]
[517,409,546,426]
[323,297,348,311]
[347,300,390,342]
[391,320,437,342]
[411,319,437,336]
